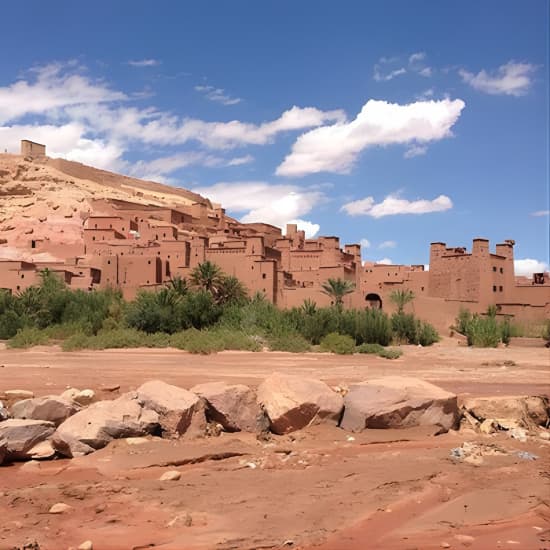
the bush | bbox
[180,330,225,355]
[7,327,50,349]
[356,342,385,354]
[391,313,439,346]
[416,321,440,346]
[268,333,311,353]
[210,328,262,352]
[319,333,356,355]
[0,310,24,340]
[455,308,510,348]
[352,308,393,346]
[62,332,92,351]
[543,320,550,347]
[378,348,403,360]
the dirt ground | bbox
[0,339,549,550]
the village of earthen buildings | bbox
[1,140,548,330]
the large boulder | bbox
[0,439,6,465]
[341,377,459,432]
[257,373,344,435]
[11,396,79,426]
[136,380,206,436]
[0,419,55,461]
[53,394,159,457]
[191,382,268,433]
[0,401,9,421]
[462,395,549,430]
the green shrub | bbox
[319,332,356,355]
[378,348,403,360]
[268,333,311,353]
[7,327,50,349]
[210,328,262,351]
[62,332,92,351]
[500,318,512,346]
[356,342,385,354]
[182,330,225,354]
[352,308,393,346]
[543,320,550,346]
[0,310,24,339]
[391,313,418,344]
[416,321,440,346]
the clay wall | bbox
[20,140,45,157]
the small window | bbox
[262,273,267,279]
[499,286,503,292]
[148,260,151,265]
[421,286,424,291]
[31,240,36,249]
[16,285,20,291]
[493,285,497,292]
[92,236,96,241]
[493,266,497,272]
[500,267,503,274]
[21,274,24,279]
[107,260,111,265]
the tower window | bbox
[493,285,497,292]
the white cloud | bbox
[374,66,407,82]
[459,61,536,96]
[128,59,160,67]
[288,220,320,239]
[195,85,241,106]
[374,52,432,82]
[227,154,254,166]
[0,62,126,125]
[360,238,371,249]
[404,144,428,158]
[531,210,549,217]
[514,258,549,276]
[379,240,396,249]
[376,258,393,265]
[342,194,453,218]
[192,181,324,235]
[277,98,465,176]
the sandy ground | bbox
[1,339,549,550]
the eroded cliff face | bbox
[0,154,209,262]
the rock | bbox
[74,389,95,406]
[78,541,93,550]
[53,394,160,457]
[462,395,549,430]
[136,380,206,436]
[0,439,6,465]
[0,400,9,421]
[191,381,268,433]
[159,470,181,481]
[61,387,80,401]
[509,427,527,442]
[27,439,56,460]
[479,418,497,434]
[3,390,34,400]
[49,502,72,514]
[0,419,55,461]
[102,384,120,392]
[341,377,459,432]
[11,396,79,426]
[257,373,344,435]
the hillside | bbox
[0,154,211,262]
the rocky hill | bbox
[0,154,211,262]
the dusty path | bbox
[0,340,549,550]
[0,339,548,398]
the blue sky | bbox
[1,1,548,274]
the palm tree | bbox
[389,289,415,315]
[301,299,317,315]
[167,275,189,297]
[190,261,224,295]
[216,276,248,305]
[321,278,356,308]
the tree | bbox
[190,261,224,295]
[301,299,317,315]
[321,278,355,308]
[167,275,189,297]
[216,276,248,305]
[389,289,415,315]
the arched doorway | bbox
[365,293,382,309]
